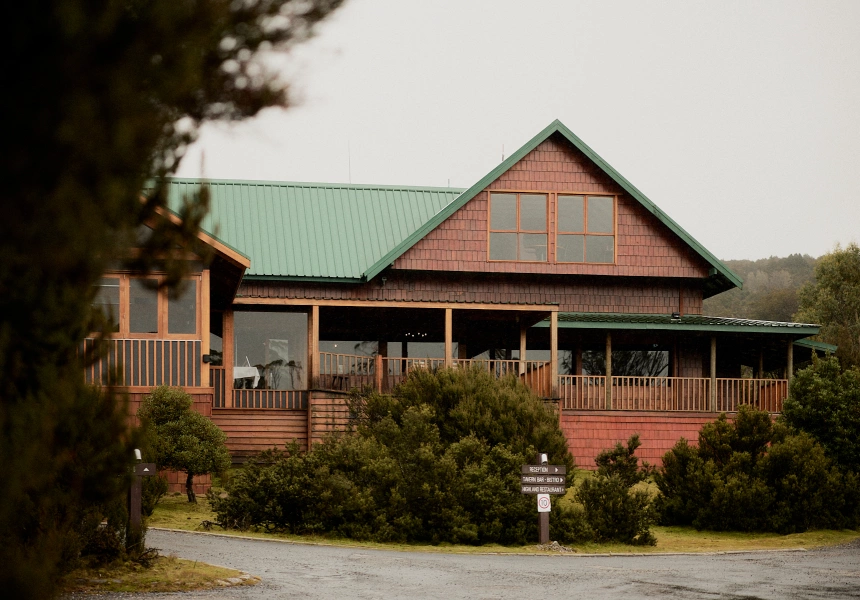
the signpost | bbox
[521,454,567,544]
[128,453,156,551]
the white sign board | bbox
[537,494,551,513]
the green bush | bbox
[781,355,860,473]
[576,435,656,545]
[654,405,860,533]
[211,368,583,545]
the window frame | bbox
[90,272,203,339]
[487,191,549,263]
[556,193,617,264]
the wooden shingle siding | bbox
[393,135,709,279]
[562,410,717,468]
[239,275,703,315]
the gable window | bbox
[489,192,548,261]
[557,195,615,263]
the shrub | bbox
[211,367,584,545]
[781,355,860,473]
[654,405,860,533]
[576,435,656,545]
[139,387,231,503]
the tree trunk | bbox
[186,472,196,503]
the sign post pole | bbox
[127,449,156,553]
[522,453,567,546]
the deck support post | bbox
[309,305,319,389]
[223,310,234,408]
[710,336,717,412]
[787,341,794,384]
[201,269,210,388]
[758,349,765,379]
[605,331,612,410]
[550,311,558,399]
[444,308,453,368]
[519,322,527,376]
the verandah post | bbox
[787,341,794,384]
[550,311,558,399]
[710,336,717,412]
[605,331,612,410]
[444,308,453,368]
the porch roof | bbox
[535,313,820,337]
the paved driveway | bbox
[92,529,860,599]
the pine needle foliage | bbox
[1,2,343,596]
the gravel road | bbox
[90,529,860,599]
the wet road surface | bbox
[91,529,860,599]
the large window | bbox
[557,195,615,263]
[234,310,307,390]
[90,274,201,337]
[489,193,548,261]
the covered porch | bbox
[208,304,826,415]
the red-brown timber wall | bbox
[392,133,710,280]
[211,409,308,459]
[562,410,716,469]
[239,273,704,316]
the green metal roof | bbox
[162,179,464,280]
[534,313,820,336]
[364,120,743,296]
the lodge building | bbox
[87,120,830,490]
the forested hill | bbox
[702,254,818,322]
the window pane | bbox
[520,194,547,231]
[489,232,517,260]
[93,277,120,332]
[557,234,584,262]
[490,193,517,230]
[587,196,614,233]
[558,195,584,232]
[129,278,159,334]
[168,280,197,334]
[586,235,614,263]
[234,311,308,390]
[519,233,547,261]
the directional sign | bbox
[521,474,565,485]
[521,485,566,495]
[537,494,551,513]
[521,464,567,475]
[134,463,157,477]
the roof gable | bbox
[365,120,742,296]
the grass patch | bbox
[150,491,860,554]
[59,554,258,594]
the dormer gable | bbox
[383,120,741,298]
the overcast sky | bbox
[176,0,860,261]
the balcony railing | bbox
[560,375,787,412]
[83,338,202,388]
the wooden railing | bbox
[559,375,607,409]
[380,357,445,392]
[233,389,307,409]
[559,376,787,413]
[318,352,377,391]
[716,378,787,413]
[612,376,710,411]
[83,338,202,388]
[211,366,226,407]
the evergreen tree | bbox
[1,2,343,597]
